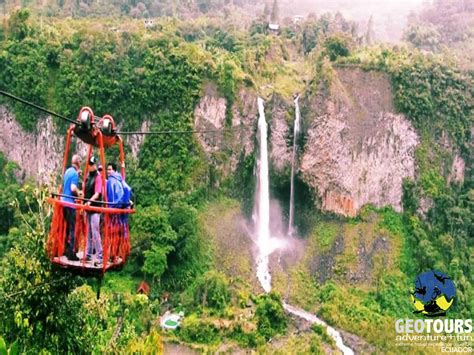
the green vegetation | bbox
[0,0,254,18]
[403,0,474,70]
[339,47,472,152]
[0,10,49,130]
[272,207,423,352]
[0,153,21,238]
[254,292,287,340]
[0,2,472,353]
[340,46,472,319]
[0,189,84,352]
[193,270,231,311]
[323,34,351,61]
[311,221,338,251]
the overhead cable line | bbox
[0,90,250,136]
[0,90,77,124]
[116,127,245,135]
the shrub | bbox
[254,292,287,340]
[179,314,220,344]
[193,270,230,311]
[323,35,351,61]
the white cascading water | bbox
[283,303,354,355]
[255,97,272,293]
[288,95,301,236]
[253,97,353,355]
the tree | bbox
[270,0,278,23]
[301,20,320,55]
[132,206,177,281]
[193,270,230,311]
[0,155,20,235]
[263,2,270,20]
[404,24,441,51]
[197,0,224,13]
[7,9,30,41]
[0,188,96,353]
[255,292,287,340]
[163,202,209,290]
[365,15,375,45]
[323,35,351,61]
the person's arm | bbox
[86,175,102,205]
[86,192,99,205]
[70,173,83,197]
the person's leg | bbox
[70,208,76,256]
[91,213,102,261]
[86,213,93,259]
[63,206,70,256]
[111,214,119,261]
[65,207,77,258]
[121,214,129,239]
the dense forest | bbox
[0,0,472,353]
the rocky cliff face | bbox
[194,83,257,176]
[125,120,151,160]
[269,94,292,174]
[0,105,148,184]
[0,106,64,185]
[447,154,465,184]
[0,68,422,217]
[194,83,228,156]
[194,86,293,178]
[300,68,419,216]
[195,70,420,217]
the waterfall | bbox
[252,97,354,355]
[255,97,272,293]
[288,95,301,236]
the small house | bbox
[268,23,280,33]
[293,15,304,24]
[144,19,154,29]
[137,281,150,295]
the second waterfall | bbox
[252,97,354,355]
[288,95,301,236]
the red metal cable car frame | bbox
[47,107,135,276]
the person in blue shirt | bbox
[106,163,125,261]
[61,154,83,261]
[106,162,124,204]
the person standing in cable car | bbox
[106,162,124,205]
[84,156,103,264]
[61,154,83,261]
[106,162,124,261]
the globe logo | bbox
[411,270,456,317]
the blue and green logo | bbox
[411,270,456,317]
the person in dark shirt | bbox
[84,156,103,263]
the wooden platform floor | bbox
[52,255,123,270]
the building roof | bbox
[137,281,150,295]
